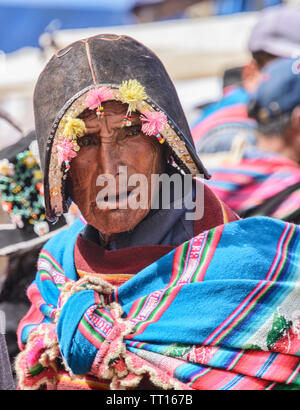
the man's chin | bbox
[89,207,150,235]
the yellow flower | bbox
[34,170,43,180]
[23,152,37,168]
[62,117,86,140]
[118,80,147,113]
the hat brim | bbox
[250,38,300,59]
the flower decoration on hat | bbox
[53,117,86,168]
[85,87,114,118]
[141,110,167,144]
[62,117,86,141]
[55,138,77,167]
[118,79,147,126]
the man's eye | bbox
[78,135,99,147]
[124,125,142,137]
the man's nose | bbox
[98,141,120,176]
[95,116,125,176]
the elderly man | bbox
[15,35,300,390]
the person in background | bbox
[192,4,300,157]
[207,58,300,223]
[191,66,257,157]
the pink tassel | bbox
[141,110,167,136]
[85,87,114,110]
[56,139,77,166]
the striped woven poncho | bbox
[16,217,300,390]
[207,154,300,223]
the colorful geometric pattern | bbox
[16,217,300,390]
[207,156,300,222]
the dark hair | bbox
[252,51,277,69]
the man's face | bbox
[69,101,164,235]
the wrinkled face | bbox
[69,101,165,235]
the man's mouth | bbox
[96,190,134,209]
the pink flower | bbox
[85,87,114,110]
[141,110,167,136]
[56,139,77,165]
